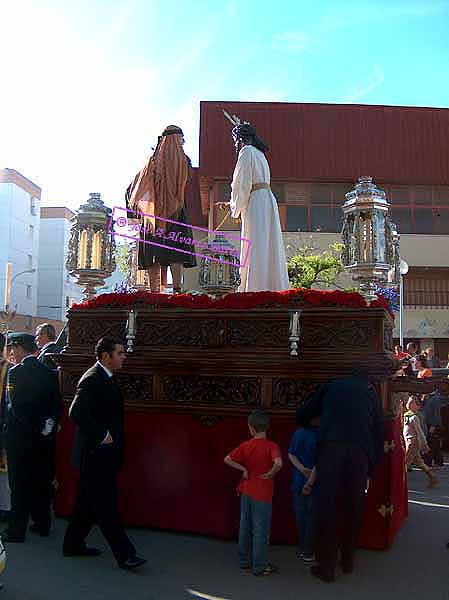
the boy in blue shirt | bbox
[288,416,319,562]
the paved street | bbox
[1,464,448,600]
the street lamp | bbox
[10,268,36,291]
[1,266,37,350]
[399,260,409,347]
[3,266,36,312]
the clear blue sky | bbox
[2,0,449,208]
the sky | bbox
[1,0,449,210]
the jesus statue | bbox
[222,119,290,293]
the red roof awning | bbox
[199,101,449,185]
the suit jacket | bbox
[38,342,58,371]
[70,363,124,472]
[7,356,62,446]
[296,375,384,476]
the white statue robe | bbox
[230,145,290,293]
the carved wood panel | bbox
[160,376,262,407]
[69,319,126,346]
[303,320,376,349]
[138,319,225,347]
[116,374,153,404]
[272,379,318,409]
[384,322,393,352]
[228,319,289,347]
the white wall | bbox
[0,182,40,315]
[37,216,82,321]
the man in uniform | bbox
[1,333,61,542]
[33,323,62,536]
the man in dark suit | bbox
[2,333,62,542]
[296,367,384,582]
[63,336,146,570]
[35,323,58,371]
[32,323,63,536]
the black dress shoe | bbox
[310,565,335,583]
[119,556,147,571]
[29,523,50,537]
[1,531,25,543]
[63,546,102,557]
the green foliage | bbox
[287,242,345,289]
[115,243,132,279]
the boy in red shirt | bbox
[224,410,282,576]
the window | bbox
[434,209,449,234]
[404,269,449,307]
[283,182,352,232]
[26,285,32,299]
[30,196,38,216]
[413,208,433,234]
[28,254,33,269]
[286,206,308,231]
[386,184,449,234]
[311,206,334,232]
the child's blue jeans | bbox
[238,494,272,574]
[293,491,316,555]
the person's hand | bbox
[242,469,249,480]
[301,466,312,478]
[302,483,312,496]
[216,202,230,209]
[101,432,114,445]
[259,470,274,480]
[429,426,436,434]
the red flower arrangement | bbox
[71,288,393,316]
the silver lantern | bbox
[199,233,240,296]
[341,176,399,301]
[66,193,116,299]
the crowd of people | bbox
[0,330,146,574]
[393,342,449,485]
[0,328,447,587]
[394,342,449,375]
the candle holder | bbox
[341,176,399,301]
[199,232,240,297]
[126,309,137,353]
[66,193,116,300]
[289,309,301,357]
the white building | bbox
[37,207,82,321]
[0,168,41,321]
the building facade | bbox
[37,207,82,322]
[187,101,449,364]
[0,168,41,321]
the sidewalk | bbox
[2,464,448,600]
